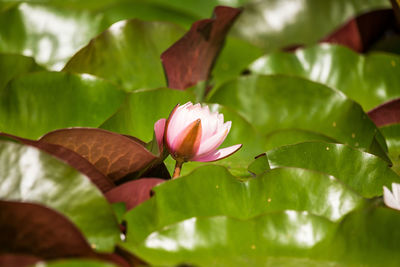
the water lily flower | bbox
[154,102,242,178]
[383,183,400,210]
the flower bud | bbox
[154,102,241,162]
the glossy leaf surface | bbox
[161,6,241,90]
[249,44,400,110]
[380,124,400,175]
[0,3,108,70]
[1,132,115,193]
[0,141,120,251]
[126,206,400,266]
[233,0,391,51]
[208,74,387,156]
[64,20,185,92]
[101,88,195,142]
[124,165,363,247]
[39,128,159,182]
[264,142,400,198]
[0,200,96,259]
[0,71,126,139]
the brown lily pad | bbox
[105,178,164,210]
[368,98,400,127]
[39,128,160,182]
[0,201,96,259]
[0,132,114,192]
[0,201,134,266]
[161,6,241,90]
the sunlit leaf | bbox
[0,141,121,251]
[0,71,126,139]
[249,44,400,110]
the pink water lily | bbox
[383,183,400,210]
[154,102,242,178]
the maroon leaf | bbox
[321,9,395,53]
[0,254,42,267]
[105,178,164,210]
[0,133,114,192]
[368,98,400,127]
[0,201,96,259]
[39,128,159,182]
[0,201,136,266]
[161,6,241,90]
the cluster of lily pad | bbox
[1,0,400,266]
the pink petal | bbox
[191,144,242,162]
[383,186,400,210]
[195,121,231,157]
[154,118,166,151]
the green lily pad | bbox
[0,3,109,70]
[0,53,43,90]
[0,71,126,139]
[101,88,195,142]
[207,74,388,159]
[233,0,391,51]
[0,141,120,252]
[249,44,400,110]
[263,141,400,198]
[127,211,338,266]
[211,37,263,88]
[124,165,363,247]
[126,205,400,266]
[380,124,400,175]
[64,19,185,92]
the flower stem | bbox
[173,160,184,179]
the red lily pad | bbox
[368,98,400,127]
[105,178,164,210]
[0,200,96,259]
[322,9,395,52]
[0,133,114,193]
[0,201,133,266]
[161,6,241,90]
[39,128,161,182]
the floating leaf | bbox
[0,71,126,139]
[127,211,337,266]
[39,128,161,182]
[233,0,391,51]
[380,124,400,175]
[0,200,96,259]
[368,98,400,127]
[64,19,185,92]
[101,88,195,142]
[124,165,363,247]
[207,74,388,158]
[0,3,108,70]
[105,178,164,210]
[161,6,241,90]
[0,132,114,192]
[264,142,400,198]
[125,206,400,266]
[0,141,120,251]
[249,44,400,111]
